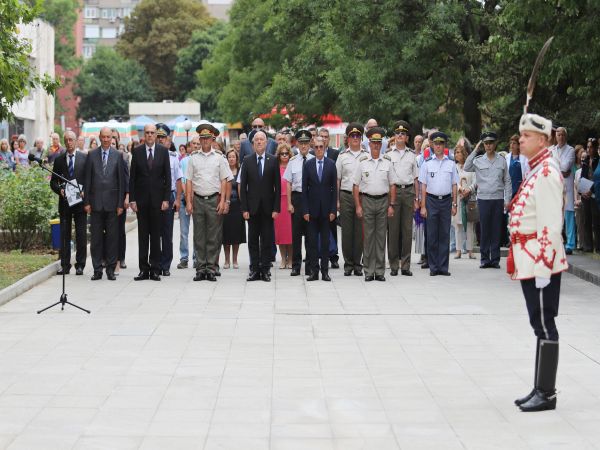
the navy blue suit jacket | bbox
[302,157,337,218]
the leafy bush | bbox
[0,166,57,250]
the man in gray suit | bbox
[84,126,125,280]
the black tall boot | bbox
[515,338,540,406]
[519,340,558,412]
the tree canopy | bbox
[0,0,59,121]
[194,0,600,143]
[74,47,154,121]
[39,0,81,70]
[116,0,214,100]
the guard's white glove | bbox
[535,277,550,289]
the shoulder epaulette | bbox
[359,155,369,162]
[383,154,391,161]
[214,149,223,155]
[407,147,415,153]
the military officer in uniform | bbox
[185,124,233,281]
[509,113,568,412]
[156,123,183,276]
[464,131,511,269]
[336,123,368,276]
[353,127,398,281]
[387,120,419,276]
[419,131,458,276]
[283,129,315,276]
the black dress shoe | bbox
[261,272,271,282]
[390,269,398,276]
[215,268,221,276]
[193,272,206,281]
[57,268,70,276]
[565,248,573,255]
[75,267,84,276]
[490,263,500,269]
[206,272,217,282]
[306,273,319,281]
[354,269,363,276]
[364,275,374,282]
[429,271,437,276]
[438,271,451,276]
[401,269,413,276]
[150,272,161,281]
[515,388,536,406]
[91,272,102,280]
[421,263,429,269]
[479,263,490,269]
[106,271,116,281]
[120,262,127,269]
[134,271,150,281]
[344,270,352,276]
[290,268,300,276]
[330,261,339,269]
[162,270,171,276]
[519,389,557,412]
[321,273,331,281]
[247,272,261,281]
[375,275,386,281]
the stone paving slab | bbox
[0,221,599,450]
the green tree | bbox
[40,0,81,70]
[74,47,154,121]
[0,0,59,121]
[175,21,228,100]
[116,0,214,100]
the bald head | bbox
[366,119,378,130]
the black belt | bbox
[427,193,451,200]
[341,189,353,194]
[292,191,302,195]
[396,183,414,189]
[194,192,219,199]
[361,193,387,200]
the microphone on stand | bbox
[28,153,43,164]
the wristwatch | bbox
[452,202,457,207]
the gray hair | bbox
[64,130,76,141]
[17,134,27,143]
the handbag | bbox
[466,200,479,222]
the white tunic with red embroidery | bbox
[507,148,568,280]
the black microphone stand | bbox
[32,157,90,314]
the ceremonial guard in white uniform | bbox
[508,113,568,412]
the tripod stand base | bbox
[37,293,91,314]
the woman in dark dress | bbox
[223,149,246,268]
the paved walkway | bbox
[0,221,599,450]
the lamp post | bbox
[183,118,192,144]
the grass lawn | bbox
[0,251,56,290]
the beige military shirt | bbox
[336,148,367,192]
[353,154,398,195]
[186,150,233,196]
[387,146,418,186]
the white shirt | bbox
[283,153,314,192]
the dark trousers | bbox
[291,192,310,272]
[248,212,274,274]
[90,210,118,272]
[60,207,87,270]
[425,195,451,273]
[478,199,504,265]
[329,219,338,262]
[137,206,163,272]
[308,215,330,274]
[160,191,176,270]
[520,273,561,341]
[117,209,126,263]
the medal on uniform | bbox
[430,172,435,178]
[365,172,369,177]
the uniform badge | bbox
[430,172,435,178]
[366,172,369,177]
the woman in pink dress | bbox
[274,143,293,268]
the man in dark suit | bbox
[83,126,125,280]
[51,130,87,276]
[239,130,280,282]
[238,118,278,161]
[318,127,340,268]
[129,123,172,281]
[302,136,338,281]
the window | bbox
[83,45,95,59]
[101,27,117,39]
[84,7,98,18]
[84,25,100,38]
[123,7,131,16]
[101,8,117,19]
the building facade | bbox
[201,0,234,21]
[82,0,138,59]
[0,20,55,146]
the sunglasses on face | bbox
[395,132,407,136]
[349,134,361,139]
[280,153,290,156]
[252,125,264,129]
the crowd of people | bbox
[2,116,600,282]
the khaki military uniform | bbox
[336,148,367,273]
[186,149,233,275]
[386,146,418,271]
[353,154,398,277]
